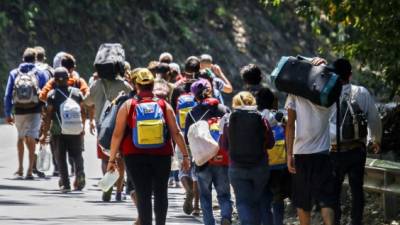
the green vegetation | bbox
[0,0,322,115]
[263,0,400,99]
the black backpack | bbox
[271,56,342,107]
[97,92,130,154]
[94,43,125,80]
[339,90,368,143]
[228,109,266,167]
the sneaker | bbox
[52,171,59,177]
[74,174,86,191]
[221,218,231,225]
[102,187,113,202]
[33,169,46,178]
[60,185,71,193]
[183,191,194,215]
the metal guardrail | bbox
[344,158,400,221]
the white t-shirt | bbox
[285,94,332,154]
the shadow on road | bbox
[0,200,35,206]
[0,184,47,191]
[0,215,133,222]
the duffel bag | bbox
[271,56,342,107]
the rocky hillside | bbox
[0,0,320,115]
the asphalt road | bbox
[0,124,203,225]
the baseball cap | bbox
[54,67,69,80]
[135,68,154,85]
[190,78,211,97]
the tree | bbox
[263,0,400,99]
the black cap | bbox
[54,67,69,79]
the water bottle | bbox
[98,170,119,192]
[36,144,51,172]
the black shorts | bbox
[292,152,336,211]
[269,169,291,202]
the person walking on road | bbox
[39,67,86,193]
[184,79,233,225]
[107,68,190,225]
[285,58,336,225]
[84,63,132,202]
[329,58,382,225]
[4,47,49,180]
[220,91,275,225]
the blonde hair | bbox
[232,91,257,108]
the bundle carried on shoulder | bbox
[271,56,342,107]
[94,43,125,80]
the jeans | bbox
[229,165,269,225]
[53,135,84,188]
[197,165,232,225]
[124,155,171,225]
[331,148,366,225]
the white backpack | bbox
[187,110,219,166]
[13,70,39,108]
[56,89,83,135]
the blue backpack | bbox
[176,93,197,130]
[132,98,167,149]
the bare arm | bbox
[39,105,54,144]
[212,64,233,93]
[165,103,190,172]
[87,104,96,135]
[286,108,296,174]
[107,101,129,171]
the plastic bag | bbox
[36,144,51,172]
[98,170,119,192]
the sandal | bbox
[13,171,23,179]
[25,174,34,180]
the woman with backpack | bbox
[184,79,233,225]
[106,68,190,225]
[220,91,275,225]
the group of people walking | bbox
[4,46,382,225]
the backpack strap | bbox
[336,98,341,152]
[101,80,109,101]
[188,109,210,123]
[56,88,69,99]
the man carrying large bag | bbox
[272,57,339,225]
[84,43,133,202]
